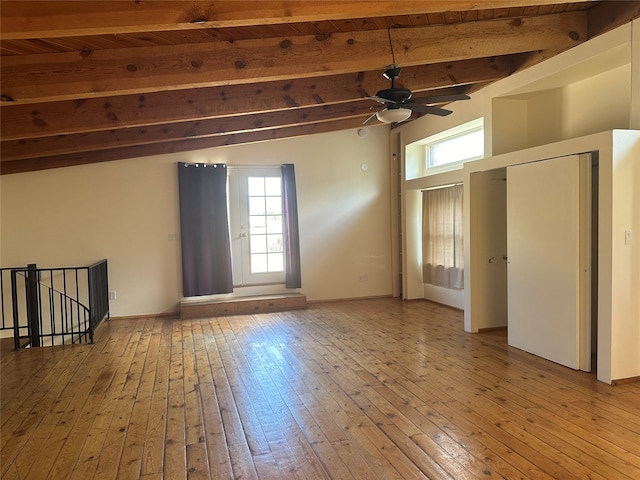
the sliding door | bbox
[507,154,591,371]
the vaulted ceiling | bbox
[1,1,639,175]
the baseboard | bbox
[306,294,393,304]
[109,311,179,321]
[478,326,508,333]
[611,376,640,385]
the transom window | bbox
[425,118,484,172]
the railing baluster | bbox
[1,271,5,330]
[62,270,68,340]
[58,286,64,344]
[2,260,108,348]
[11,270,20,350]
[74,270,79,341]
[49,277,56,345]
[74,294,79,343]
[25,264,40,348]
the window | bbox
[425,118,484,173]
[422,184,464,289]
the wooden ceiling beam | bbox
[586,1,640,37]
[0,56,512,140]
[1,12,586,104]
[0,117,372,175]
[2,86,474,161]
[0,1,594,39]
[0,101,384,161]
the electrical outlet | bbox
[109,291,116,300]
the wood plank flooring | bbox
[1,298,639,479]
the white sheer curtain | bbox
[422,184,464,289]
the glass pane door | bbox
[228,168,285,286]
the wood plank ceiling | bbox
[1,1,639,175]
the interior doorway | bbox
[471,153,599,373]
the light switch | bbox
[625,230,632,245]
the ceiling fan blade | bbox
[407,104,452,116]
[409,93,470,105]
[365,95,393,105]
[363,111,380,125]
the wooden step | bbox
[179,293,307,319]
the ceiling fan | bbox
[363,65,470,125]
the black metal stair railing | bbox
[0,260,109,349]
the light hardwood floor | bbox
[1,298,639,479]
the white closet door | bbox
[507,154,590,371]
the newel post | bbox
[25,263,41,347]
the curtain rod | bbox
[179,163,286,169]
[227,165,285,170]
[421,182,462,192]
[179,162,226,167]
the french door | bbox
[228,168,285,286]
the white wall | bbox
[633,18,640,129]
[562,65,631,139]
[608,131,640,381]
[463,131,640,383]
[491,60,631,155]
[398,20,640,382]
[492,97,529,156]
[402,188,423,300]
[1,159,182,316]
[1,125,392,316]
[527,88,565,148]
[400,23,633,308]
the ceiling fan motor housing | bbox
[375,87,412,103]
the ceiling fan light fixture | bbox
[376,107,412,124]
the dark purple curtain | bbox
[178,163,233,296]
[281,164,302,288]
